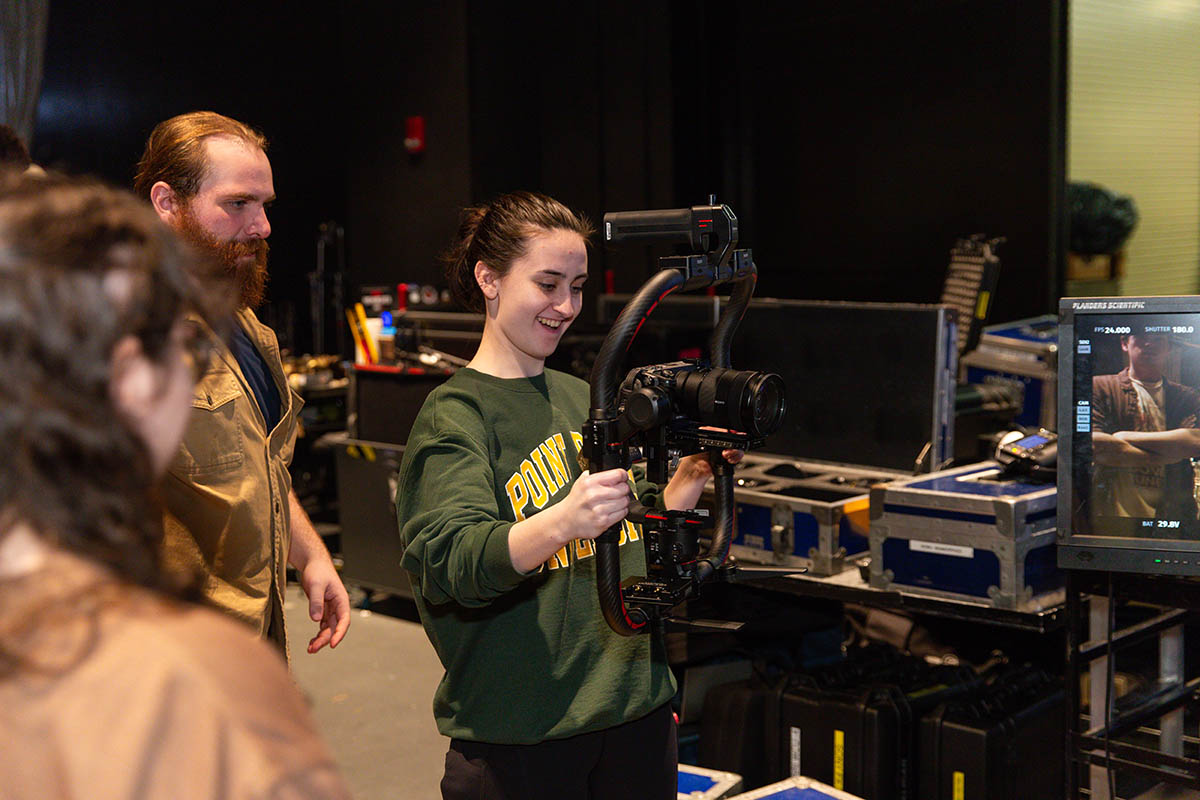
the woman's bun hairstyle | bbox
[441,191,594,313]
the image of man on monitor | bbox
[1091,333,1200,524]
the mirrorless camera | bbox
[617,361,786,483]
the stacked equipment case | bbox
[725,454,900,576]
[769,655,980,799]
[678,764,745,799]
[700,648,1065,800]
[959,315,1058,430]
[868,462,1061,609]
[728,776,866,799]
[701,647,979,798]
[918,666,1064,800]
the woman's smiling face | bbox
[479,227,588,376]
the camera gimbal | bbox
[582,199,788,636]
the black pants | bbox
[440,704,677,800]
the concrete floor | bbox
[285,585,449,800]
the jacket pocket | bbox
[172,370,246,477]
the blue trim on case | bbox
[904,468,1051,497]
[882,504,997,526]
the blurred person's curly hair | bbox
[0,124,32,172]
[0,174,230,600]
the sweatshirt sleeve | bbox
[631,463,666,509]
[396,419,528,608]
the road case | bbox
[959,315,1058,430]
[727,776,866,799]
[726,454,902,576]
[868,462,1061,609]
[917,665,1064,800]
[679,764,745,799]
[720,301,957,576]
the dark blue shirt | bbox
[231,320,282,433]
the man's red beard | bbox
[174,205,270,309]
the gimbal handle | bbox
[603,203,738,268]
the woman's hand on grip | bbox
[507,466,631,573]
[557,467,632,541]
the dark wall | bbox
[342,3,472,295]
[348,0,677,294]
[33,0,347,354]
[358,0,1064,319]
[673,0,1066,322]
[31,0,1064,353]
[469,0,676,293]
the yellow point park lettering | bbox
[507,434,576,520]
[530,446,560,493]
[520,459,549,508]
[540,441,570,488]
[505,473,529,522]
[503,429,645,570]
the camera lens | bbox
[746,372,786,435]
[675,367,786,437]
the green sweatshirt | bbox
[396,368,676,744]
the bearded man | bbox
[135,112,349,658]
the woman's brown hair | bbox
[442,190,594,312]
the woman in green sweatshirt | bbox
[396,191,734,799]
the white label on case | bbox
[790,726,802,776]
[910,540,974,558]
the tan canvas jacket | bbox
[0,553,351,800]
[162,307,303,655]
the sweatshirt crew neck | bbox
[458,367,549,394]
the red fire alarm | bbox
[404,115,426,154]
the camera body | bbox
[616,360,785,483]
[607,360,784,617]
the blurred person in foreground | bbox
[0,174,350,799]
[0,123,44,176]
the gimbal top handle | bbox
[603,203,738,270]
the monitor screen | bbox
[1059,296,1200,575]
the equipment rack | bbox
[1064,570,1200,799]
